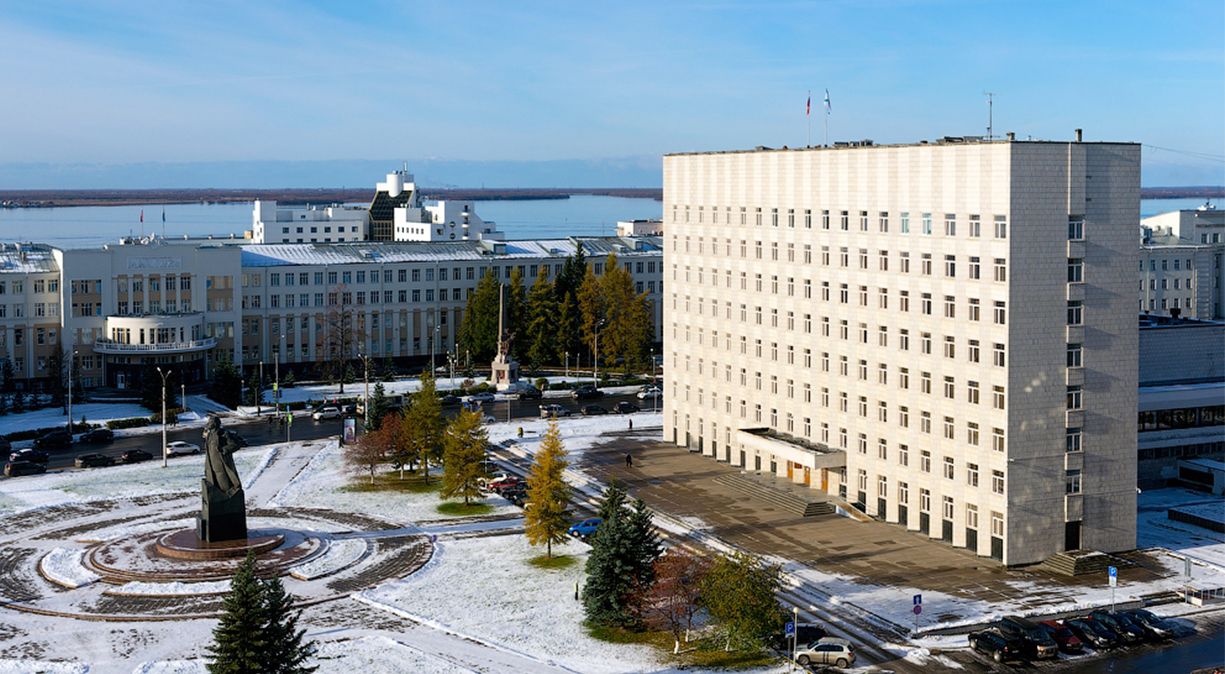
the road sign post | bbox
[786,610,797,670]
[912,594,922,632]
[1108,565,1117,612]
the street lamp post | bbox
[358,353,370,428]
[156,366,170,468]
[275,335,283,419]
[66,349,78,437]
[651,347,657,413]
[564,351,569,379]
[593,320,605,387]
[791,606,799,670]
[257,361,264,416]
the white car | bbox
[312,406,341,421]
[165,441,201,456]
[795,637,855,669]
[636,386,663,401]
[466,392,496,404]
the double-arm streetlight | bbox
[156,366,171,468]
[593,319,606,387]
[65,349,78,437]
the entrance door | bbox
[786,462,794,480]
[1064,521,1082,552]
[966,528,978,552]
[754,455,761,471]
[116,372,127,389]
[803,467,811,486]
[739,450,746,467]
[820,469,828,491]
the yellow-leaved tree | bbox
[524,420,571,558]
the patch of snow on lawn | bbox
[486,412,663,459]
[0,402,151,436]
[290,538,368,580]
[108,580,231,596]
[311,636,464,674]
[131,661,206,674]
[1138,487,1225,571]
[76,517,196,543]
[359,535,662,674]
[268,440,515,525]
[39,547,99,589]
[0,659,88,674]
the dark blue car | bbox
[568,518,602,540]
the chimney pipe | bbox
[1006,132,1015,141]
[1075,128,1083,143]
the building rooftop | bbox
[0,243,59,274]
[1139,313,1224,329]
[239,235,663,267]
[664,135,1138,157]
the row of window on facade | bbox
[246,259,660,289]
[96,275,193,294]
[0,303,59,319]
[673,205,1032,239]
[1142,258,1198,272]
[277,225,362,235]
[1138,405,1225,432]
[0,278,58,296]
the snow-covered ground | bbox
[0,402,151,436]
[487,411,663,458]
[251,374,648,408]
[0,446,273,517]
[360,535,665,674]
[1138,487,1225,571]
[267,438,518,524]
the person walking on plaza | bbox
[625,452,633,468]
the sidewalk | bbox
[579,431,1186,630]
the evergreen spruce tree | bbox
[380,356,396,382]
[524,271,557,369]
[11,391,24,413]
[626,498,662,587]
[208,554,269,673]
[140,367,176,413]
[0,393,8,416]
[582,502,639,627]
[46,350,65,409]
[209,358,243,409]
[506,268,527,340]
[440,408,487,505]
[0,358,13,392]
[244,372,264,407]
[457,270,501,361]
[366,381,389,430]
[524,420,570,558]
[281,368,296,388]
[596,482,627,521]
[260,574,317,674]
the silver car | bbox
[795,637,855,669]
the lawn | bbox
[436,501,494,516]
[586,625,779,669]
[342,471,441,495]
[528,554,579,570]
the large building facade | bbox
[662,138,1139,566]
[0,235,662,392]
[1139,206,1224,319]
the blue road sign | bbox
[1108,565,1117,578]
[784,621,795,637]
[913,593,922,606]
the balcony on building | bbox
[94,312,215,354]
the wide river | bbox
[0,196,1211,248]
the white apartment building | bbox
[1139,206,1224,319]
[252,200,369,244]
[394,200,504,242]
[663,137,1139,566]
[0,235,663,393]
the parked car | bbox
[1038,620,1084,654]
[79,428,114,444]
[1064,617,1119,649]
[1124,609,1179,639]
[1090,610,1146,643]
[772,623,828,651]
[968,630,1024,663]
[9,449,49,464]
[34,430,73,449]
[568,518,602,540]
[165,441,201,456]
[440,394,461,406]
[485,475,521,494]
[613,401,640,414]
[466,392,496,404]
[0,437,12,453]
[501,484,528,505]
[581,404,609,416]
[993,615,1059,659]
[570,385,603,400]
[636,386,662,401]
[507,384,542,400]
[312,406,341,421]
[74,453,114,468]
[119,449,153,464]
[539,404,571,419]
[5,460,47,477]
[794,637,855,669]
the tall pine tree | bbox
[524,270,557,369]
[524,420,570,558]
[260,575,317,674]
[208,554,269,673]
[626,498,662,588]
[441,408,487,505]
[582,500,639,628]
[457,270,501,361]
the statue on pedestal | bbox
[491,283,521,391]
[197,415,247,543]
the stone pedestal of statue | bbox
[197,480,248,543]
[491,354,520,391]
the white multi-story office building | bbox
[0,235,663,393]
[1139,206,1224,319]
[251,201,370,244]
[663,136,1139,565]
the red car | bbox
[488,476,522,494]
[1039,620,1084,654]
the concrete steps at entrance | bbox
[1041,550,1135,577]
[713,472,834,517]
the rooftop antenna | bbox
[984,91,995,140]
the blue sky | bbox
[1,0,1222,186]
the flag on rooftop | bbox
[806,92,811,117]
[824,89,831,114]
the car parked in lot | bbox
[570,385,603,400]
[165,441,201,456]
[1038,620,1084,654]
[1090,610,1147,643]
[581,404,608,416]
[636,385,662,401]
[482,474,521,494]
[794,637,855,669]
[539,404,571,419]
[34,429,73,449]
[568,518,602,540]
[968,629,1024,663]
[1064,617,1119,649]
[0,437,11,453]
[506,384,542,400]
[993,615,1059,659]
[440,394,461,406]
[312,406,341,421]
[502,485,529,506]
[74,453,114,468]
[79,428,115,444]
[1124,608,1179,639]
[4,461,47,477]
[613,401,640,414]
[466,392,497,404]
[9,449,49,464]
[120,449,153,464]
